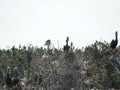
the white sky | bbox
[0,0,120,49]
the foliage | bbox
[0,41,120,89]
[82,41,120,89]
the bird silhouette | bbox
[63,37,70,52]
[5,67,19,88]
[110,31,118,49]
[45,39,51,46]
[5,67,13,87]
[12,67,19,86]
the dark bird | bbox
[110,31,118,49]
[5,67,19,88]
[5,67,13,87]
[45,39,51,46]
[12,67,19,86]
[63,37,70,52]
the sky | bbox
[0,0,120,49]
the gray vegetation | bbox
[0,39,120,90]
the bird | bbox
[45,39,51,50]
[5,67,13,87]
[12,67,19,86]
[63,37,70,52]
[45,39,51,46]
[110,31,118,49]
[44,39,54,55]
[5,67,19,88]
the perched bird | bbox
[63,37,70,52]
[5,67,13,87]
[110,31,118,49]
[45,39,51,46]
[71,42,73,47]
[44,39,53,55]
[70,42,73,51]
[12,67,19,86]
[5,67,19,88]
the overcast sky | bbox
[0,0,120,49]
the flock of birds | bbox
[4,31,119,89]
[63,31,118,51]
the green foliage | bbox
[82,41,120,89]
[0,41,120,89]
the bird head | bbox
[66,37,69,45]
[66,37,69,42]
[45,39,51,46]
[115,31,118,37]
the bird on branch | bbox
[110,31,118,49]
[63,37,70,52]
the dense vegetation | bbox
[0,41,120,89]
